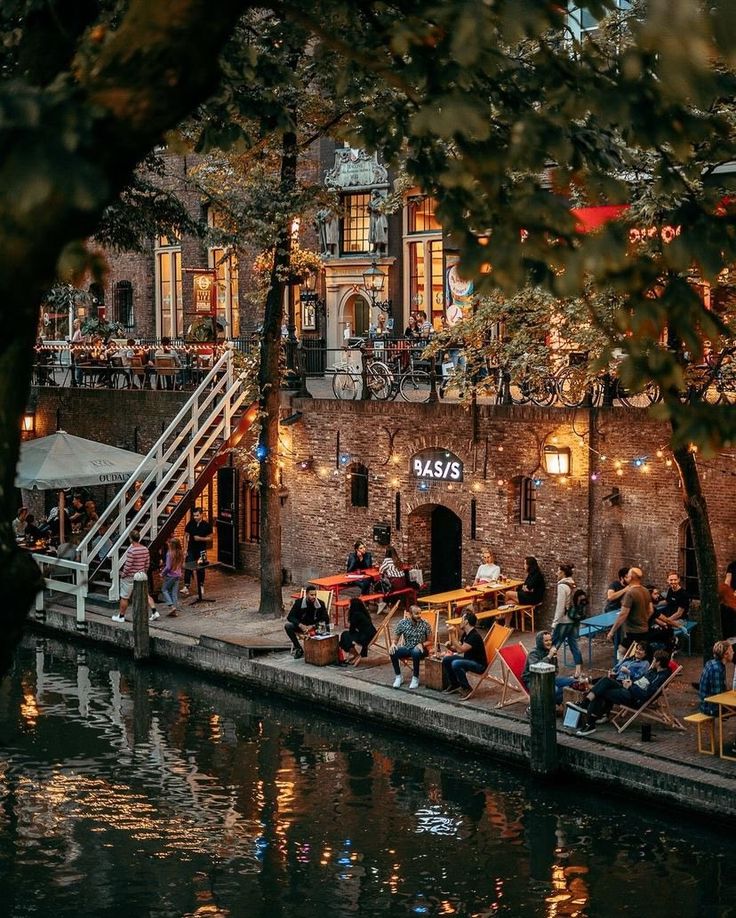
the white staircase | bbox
[75,347,253,604]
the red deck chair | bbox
[496,643,530,708]
[461,623,513,701]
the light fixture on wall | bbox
[544,445,571,476]
[297,457,314,472]
[362,261,391,313]
[21,411,36,439]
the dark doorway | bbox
[431,506,462,592]
[216,466,239,568]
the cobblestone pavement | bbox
[70,566,736,781]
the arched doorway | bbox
[408,503,462,593]
[341,292,370,339]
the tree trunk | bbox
[257,128,298,617]
[672,440,720,661]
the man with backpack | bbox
[551,563,588,680]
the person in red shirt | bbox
[112,530,150,623]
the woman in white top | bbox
[473,548,501,586]
[377,546,404,614]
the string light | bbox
[590,471,600,481]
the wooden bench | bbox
[683,712,715,755]
[361,586,417,610]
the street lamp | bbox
[362,261,391,313]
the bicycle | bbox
[331,338,393,400]
[555,365,660,408]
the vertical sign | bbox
[193,270,217,316]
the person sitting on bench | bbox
[575,649,671,736]
[503,556,545,627]
[285,585,330,659]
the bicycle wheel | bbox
[332,369,358,400]
[527,374,557,408]
[399,369,432,402]
[368,361,393,400]
[556,366,591,407]
[618,380,659,408]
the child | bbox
[162,538,184,617]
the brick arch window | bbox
[114,281,134,328]
[512,475,536,524]
[349,462,369,508]
[678,519,699,598]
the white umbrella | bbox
[16,431,164,543]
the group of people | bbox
[111,506,213,623]
[13,494,101,546]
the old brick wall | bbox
[280,399,736,624]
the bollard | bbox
[528,662,559,776]
[131,571,150,662]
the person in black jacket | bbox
[346,539,374,594]
[503,556,546,627]
[339,597,377,662]
[285,586,330,659]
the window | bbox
[514,476,536,524]
[210,247,240,337]
[89,282,105,306]
[244,486,261,543]
[114,281,134,328]
[350,462,369,508]
[155,235,183,338]
[407,196,440,233]
[567,0,631,43]
[679,520,699,598]
[341,193,370,254]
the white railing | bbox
[33,552,89,628]
[37,347,250,614]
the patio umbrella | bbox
[16,431,164,542]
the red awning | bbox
[571,205,629,233]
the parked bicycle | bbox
[332,338,433,402]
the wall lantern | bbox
[362,260,386,296]
[544,445,571,476]
[21,411,36,439]
[303,271,318,293]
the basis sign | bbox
[411,448,464,482]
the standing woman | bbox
[504,556,546,627]
[339,597,377,663]
[550,564,583,679]
[162,537,184,617]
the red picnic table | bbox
[306,568,380,624]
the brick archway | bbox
[407,500,464,593]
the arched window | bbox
[679,520,700,598]
[350,462,369,508]
[114,281,134,328]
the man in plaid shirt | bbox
[389,605,432,690]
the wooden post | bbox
[131,571,150,662]
[528,662,558,776]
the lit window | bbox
[407,196,440,233]
[155,237,182,338]
[244,486,261,542]
[114,281,134,328]
[341,194,370,254]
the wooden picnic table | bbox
[704,690,736,761]
[418,579,524,616]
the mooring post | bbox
[528,661,558,776]
[132,571,150,662]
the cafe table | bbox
[418,579,524,617]
[308,568,380,623]
[704,690,736,761]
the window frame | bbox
[349,462,369,508]
[340,193,371,255]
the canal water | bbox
[0,639,733,918]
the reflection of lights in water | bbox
[438,902,456,915]
[414,804,462,836]
[546,864,589,917]
[20,691,40,728]
[209,714,222,743]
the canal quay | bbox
[31,569,736,824]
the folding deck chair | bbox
[460,624,513,701]
[609,660,685,733]
[496,643,530,708]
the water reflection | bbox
[0,637,733,917]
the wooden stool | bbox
[304,634,339,666]
[683,712,715,755]
[423,656,448,691]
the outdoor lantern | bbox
[362,261,386,296]
[303,271,317,293]
[544,445,571,476]
[21,412,36,439]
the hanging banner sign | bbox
[410,448,464,482]
[193,270,217,316]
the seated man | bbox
[521,630,575,705]
[582,642,650,690]
[389,605,432,690]
[699,641,734,722]
[442,611,488,698]
[575,649,672,736]
[660,571,690,622]
[285,586,330,659]
[346,539,374,595]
